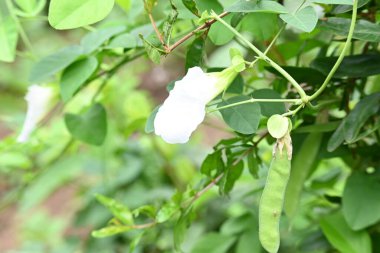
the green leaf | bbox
[267,114,289,139]
[311,54,380,78]
[230,48,246,72]
[156,202,178,223]
[200,149,224,177]
[327,121,345,152]
[320,18,380,43]
[226,0,287,14]
[191,233,237,253]
[226,74,244,94]
[144,0,157,13]
[332,0,370,14]
[247,152,259,179]
[320,211,372,253]
[185,36,205,70]
[219,95,261,134]
[343,93,380,143]
[96,194,134,225]
[65,103,108,146]
[107,33,137,49]
[182,0,200,17]
[80,26,126,54]
[48,0,115,30]
[115,0,131,12]
[15,0,38,12]
[343,172,380,230]
[145,106,160,133]
[0,15,18,62]
[251,89,286,117]
[174,208,192,252]
[140,35,162,64]
[311,0,353,4]
[280,6,318,33]
[29,45,83,83]
[222,160,244,194]
[240,13,279,41]
[265,66,326,86]
[92,226,132,238]
[60,56,98,102]
[284,132,323,217]
[163,0,178,45]
[208,15,235,46]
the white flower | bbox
[17,85,54,143]
[154,67,236,144]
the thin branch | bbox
[148,13,167,49]
[167,11,229,52]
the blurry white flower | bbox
[17,85,54,143]
[154,67,237,144]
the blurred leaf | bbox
[195,0,223,13]
[331,0,370,14]
[92,225,132,238]
[186,36,205,70]
[140,35,162,64]
[107,33,137,48]
[60,56,98,102]
[320,18,380,43]
[226,74,244,94]
[219,95,261,134]
[343,172,380,230]
[29,45,83,82]
[311,54,380,78]
[265,66,326,86]
[144,0,157,13]
[48,0,115,29]
[320,211,372,253]
[221,160,244,194]
[343,93,380,143]
[65,103,108,146]
[231,13,246,27]
[327,121,346,152]
[163,0,178,45]
[251,89,286,117]
[284,132,323,217]
[191,233,236,253]
[156,202,178,223]
[280,6,318,33]
[81,26,126,54]
[226,0,287,14]
[200,149,224,177]
[174,208,192,252]
[311,0,353,4]
[241,13,279,41]
[294,122,340,133]
[15,0,38,12]
[0,15,18,62]
[145,106,160,133]
[247,152,259,179]
[209,15,235,46]
[116,0,131,12]
[96,194,134,225]
[182,0,200,17]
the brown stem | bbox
[149,13,166,49]
[167,11,229,53]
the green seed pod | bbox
[259,151,291,253]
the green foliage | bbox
[1,0,380,252]
[48,0,115,29]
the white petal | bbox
[17,85,54,143]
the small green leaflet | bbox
[48,0,115,29]
[80,26,126,54]
[0,15,18,62]
[65,103,108,146]
[343,172,380,230]
[182,0,200,17]
[226,0,287,14]
[251,89,286,117]
[311,0,353,4]
[218,95,261,135]
[95,194,134,225]
[185,36,205,70]
[280,6,318,33]
[60,56,98,102]
[140,35,162,64]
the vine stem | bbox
[212,13,309,103]
[207,98,301,113]
[309,0,358,101]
